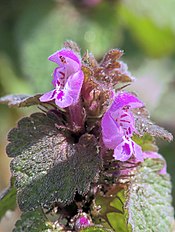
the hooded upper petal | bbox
[40,48,84,108]
[48,49,80,65]
[48,49,80,75]
[110,92,144,112]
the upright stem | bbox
[68,100,86,134]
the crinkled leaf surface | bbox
[7,112,102,211]
[64,40,80,55]
[0,180,16,220]
[134,112,173,142]
[127,158,174,231]
[0,94,42,108]
[13,209,56,232]
[94,49,134,86]
[81,64,111,117]
[93,158,174,232]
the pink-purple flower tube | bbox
[101,92,144,162]
[40,49,84,108]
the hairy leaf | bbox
[82,52,98,68]
[81,65,111,116]
[0,180,16,220]
[100,49,123,66]
[7,112,101,211]
[94,49,134,86]
[127,158,174,231]
[135,114,173,142]
[64,40,80,54]
[0,94,42,108]
[93,158,174,231]
[13,209,55,232]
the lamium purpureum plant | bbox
[0,41,174,232]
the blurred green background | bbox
[0,0,175,230]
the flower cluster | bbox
[0,41,172,232]
[39,45,167,164]
[101,92,144,162]
[40,49,84,108]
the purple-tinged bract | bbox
[101,92,144,162]
[40,49,84,108]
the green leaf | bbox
[132,133,158,152]
[7,112,102,211]
[80,226,111,232]
[0,180,17,220]
[94,188,132,232]
[0,94,42,108]
[93,158,174,231]
[13,209,56,232]
[127,159,174,231]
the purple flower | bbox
[101,92,144,162]
[74,213,92,230]
[40,49,84,108]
